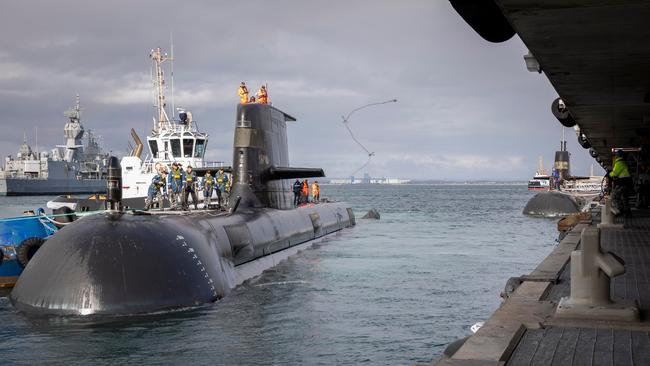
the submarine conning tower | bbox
[554,140,571,180]
[231,103,323,210]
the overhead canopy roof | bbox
[494,0,650,166]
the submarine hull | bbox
[11,202,354,315]
[523,191,580,217]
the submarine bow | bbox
[10,213,235,315]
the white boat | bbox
[120,47,225,207]
[527,156,550,191]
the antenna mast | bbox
[150,47,172,133]
[170,33,175,118]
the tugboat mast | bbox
[150,47,172,133]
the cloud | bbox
[0,62,29,81]
[0,0,599,180]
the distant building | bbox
[327,175,410,185]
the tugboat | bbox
[120,47,225,209]
[0,95,109,195]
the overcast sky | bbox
[0,1,601,180]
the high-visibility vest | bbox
[610,157,631,179]
[257,89,268,104]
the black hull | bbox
[10,202,354,315]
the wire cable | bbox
[341,99,397,177]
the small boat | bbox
[527,156,550,191]
[0,209,59,287]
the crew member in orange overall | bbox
[301,179,309,203]
[311,180,320,203]
[238,82,249,104]
[256,85,268,104]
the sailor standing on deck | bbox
[215,168,228,208]
[256,85,268,104]
[238,82,249,104]
[311,181,320,203]
[168,162,185,209]
[293,179,302,206]
[301,179,310,204]
[145,169,167,210]
[182,165,198,210]
[610,150,633,217]
[203,171,214,209]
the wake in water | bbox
[255,280,311,287]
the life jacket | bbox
[205,175,213,185]
[257,88,268,104]
[238,86,249,103]
[610,157,631,179]
[172,168,181,180]
[186,173,194,182]
[311,183,319,195]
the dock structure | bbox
[425,1,650,364]
[427,209,650,365]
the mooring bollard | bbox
[597,195,623,229]
[555,227,639,321]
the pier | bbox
[426,208,650,365]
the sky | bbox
[0,0,602,181]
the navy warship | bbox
[10,101,356,316]
[0,95,109,195]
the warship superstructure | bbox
[0,96,109,195]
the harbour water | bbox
[0,185,556,365]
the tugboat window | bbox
[171,139,181,158]
[194,139,205,158]
[148,141,159,158]
[183,138,194,158]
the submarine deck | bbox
[426,207,650,366]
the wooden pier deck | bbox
[426,208,650,366]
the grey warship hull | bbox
[0,96,109,196]
[0,177,105,196]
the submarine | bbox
[10,103,355,315]
[523,115,602,217]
